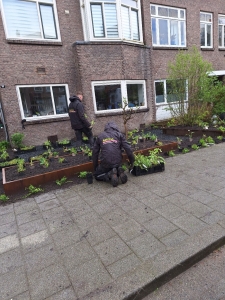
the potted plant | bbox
[78,171,93,184]
[58,139,71,147]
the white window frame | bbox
[150,4,186,47]
[16,84,69,121]
[200,12,213,48]
[218,15,225,48]
[0,0,61,42]
[154,79,188,105]
[80,0,143,43]
[92,80,147,114]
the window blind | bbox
[104,4,118,37]
[91,4,105,37]
[40,4,57,39]
[121,6,131,39]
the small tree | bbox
[121,98,139,139]
[167,46,214,125]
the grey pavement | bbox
[1,143,225,300]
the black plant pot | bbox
[86,173,93,184]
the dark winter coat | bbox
[92,122,134,170]
[68,96,91,130]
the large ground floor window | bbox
[155,79,187,104]
[92,80,146,113]
[17,84,69,119]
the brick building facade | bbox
[0,0,225,145]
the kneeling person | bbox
[92,122,134,187]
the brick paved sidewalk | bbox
[1,143,225,300]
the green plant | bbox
[218,126,225,135]
[186,130,194,140]
[55,176,72,186]
[17,159,26,173]
[150,133,158,142]
[0,158,21,168]
[205,136,215,144]
[82,135,89,141]
[182,148,190,154]
[121,97,140,139]
[217,135,223,141]
[58,139,70,145]
[0,141,10,152]
[121,163,128,171]
[0,194,9,202]
[11,132,24,149]
[168,150,175,157]
[191,144,200,150]
[166,118,177,127]
[0,150,9,161]
[24,185,43,198]
[53,151,59,158]
[78,171,89,178]
[20,145,35,151]
[156,141,163,146]
[43,140,52,149]
[176,137,182,144]
[58,157,65,163]
[69,147,77,156]
[39,157,49,168]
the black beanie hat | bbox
[69,95,76,102]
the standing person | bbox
[68,92,94,148]
[92,121,134,187]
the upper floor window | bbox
[17,84,69,120]
[219,15,225,48]
[200,12,212,48]
[150,5,186,47]
[155,80,187,104]
[1,0,61,41]
[83,0,142,42]
[92,80,146,113]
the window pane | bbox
[224,26,225,47]
[180,21,185,45]
[205,14,212,22]
[3,0,42,39]
[167,80,186,102]
[127,84,144,107]
[91,4,105,37]
[121,6,131,39]
[52,87,68,115]
[39,5,57,39]
[207,24,211,46]
[155,82,164,103]
[180,10,185,19]
[20,86,54,118]
[158,7,168,17]
[169,8,178,18]
[131,9,139,40]
[219,17,225,25]
[151,5,156,15]
[151,18,157,44]
[159,19,168,45]
[94,85,122,110]
[200,23,205,46]
[200,13,205,22]
[105,4,118,37]
[219,25,222,46]
[170,20,178,45]
[121,0,137,8]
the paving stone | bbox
[113,219,147,241]
[73,211,102,233]
[34,192,56,203]
[28,263,70,300]
[132,188,155,200]
[92,199,116,215]
[42,206,68,220]
[0,203,14,215]
[24,244,60,274]
[106,253,141,279]
[0,267,28,300]
[85,221,117,246]
[93,236,132,266]
[182,201,214,218]
[0,248,23,275]
[160,229,189,248]
[172,213,209,235]
[189,190,223,204]
[208,200,225,215]
[38,198,61,211]
[16,209,41,225]
[61,197,93,217]
[115,196,141,212]
[0,221,17,239]
[12,291,31,300]
[82,194,108,206]
[200,211,225,225]
[0,234,19,254]
[139,194,169,210]
[44,213,74,234]
[219,218,225,229]
[18,218,47,238]
[212,187,225,199]
[45,287,77,300]
[165,192,192,207]
[52,225,82,249]
[128,205,159,224]
[102,207,129,227]
[21,229,52,253]
[0,212,15,226]
[14,198,38,215]
[68,258,112,298]
[128,232,166,260]
[60,240,96,270]
[155,203,186,220]
[143,216,178,239]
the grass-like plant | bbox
[24,185,44,198]
[182,148,190,154]
[55,176,72,186]
[78,171,89,178]
[0,194,9,202]
[191,144,200,150]
[168,150,175,157]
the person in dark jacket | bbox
[92,121,134,187]
[68,92,94,148]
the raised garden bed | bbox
[2,141,178,196]
[162,126,223,137]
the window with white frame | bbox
[219,15,225,48]
[17,85,69,119]
[92,80,146,113]
[150,4,186,47]
[83,0,142,42]
[155,80,187,104]
[200,12,212,48]
[1,0,60,41]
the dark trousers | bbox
[94,164,120,181]
[75,127,94,147]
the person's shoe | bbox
[118,167,128,184]
[109,168,119,187]
[96,173,110,182]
